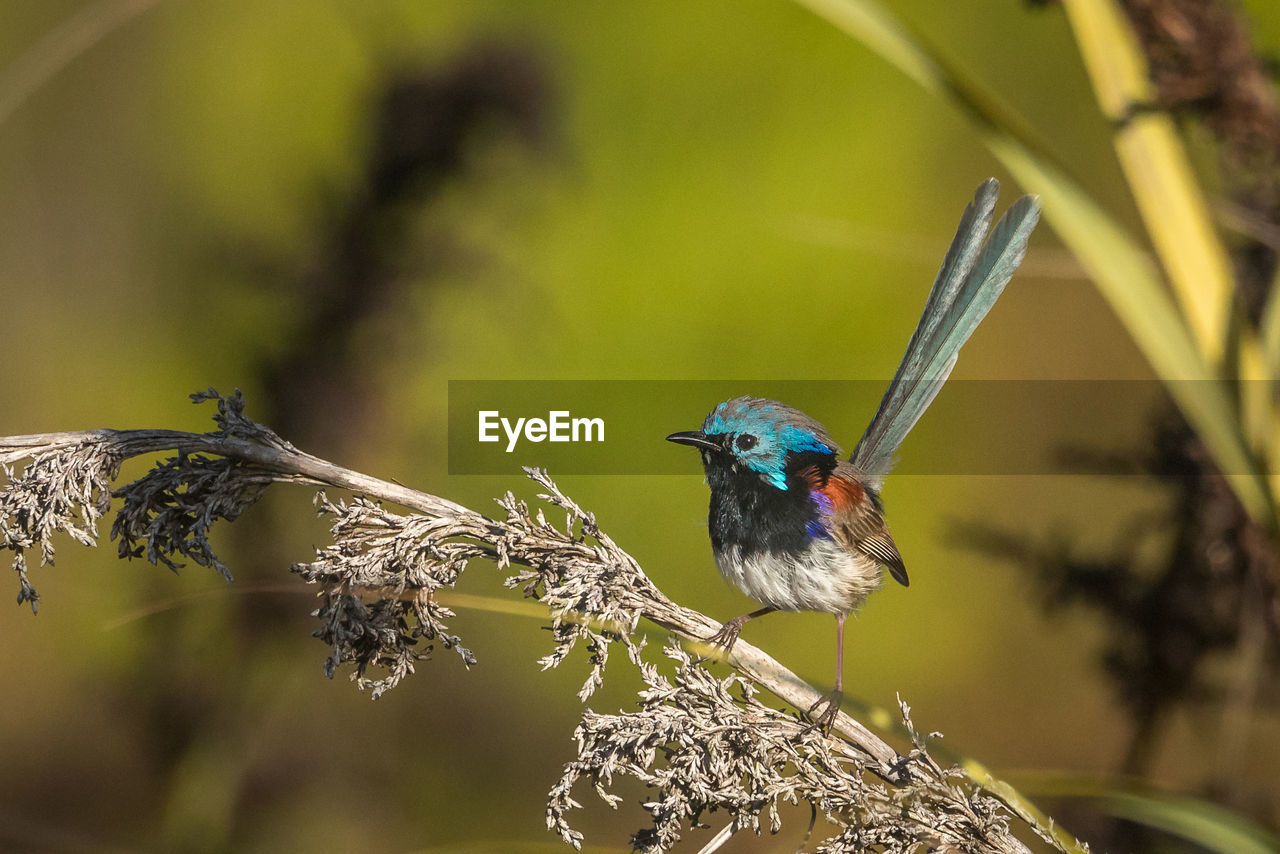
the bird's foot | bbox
[803,688,844,736]
[704,615,749,654]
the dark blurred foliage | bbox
[1122,0,1280,320]
[964,408,1280,766]
[231,40,554,654]
[1123,0,1280,164]
[964,408,1280,850]
[258,41,553,456]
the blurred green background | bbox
[1,1,1277,851]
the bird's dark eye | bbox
[735,434,758,451]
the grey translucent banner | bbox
[448,379,1229,475]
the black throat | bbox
[704,450,836,558]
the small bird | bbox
[667,179,1040,732]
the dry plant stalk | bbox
[0,389,1068,854]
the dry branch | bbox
[0,389,1071,853]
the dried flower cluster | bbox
[293,493,480,697]
[549,641,1017,853]
[0,430,119,612]
[0,390,1068,854]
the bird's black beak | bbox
[666,430,720,452]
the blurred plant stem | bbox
[0,0,163,127]
[1010,772,1280,854]
[1062,0,1235,367]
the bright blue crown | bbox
[702,397,837,490]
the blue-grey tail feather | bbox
[851,179,1041,486]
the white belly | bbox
[714,540,883,615]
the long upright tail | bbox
[851,179,1041,487]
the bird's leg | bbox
[705,606,777,654]
[805,613,846,735]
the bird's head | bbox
[667,396,840,491]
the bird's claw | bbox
[802,689,843,736]
[705,619,745,651]
[694,617,747,663]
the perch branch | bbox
[0,391,1074,853]
[1,424,900,769]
